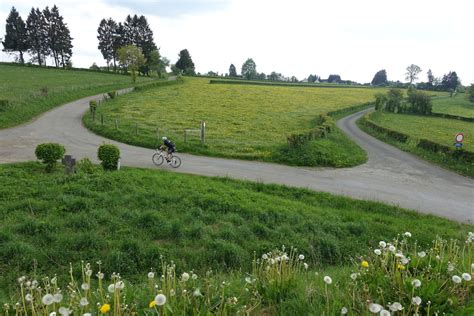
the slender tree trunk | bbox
[113,57,116,72]
[37,52,42,66]
[19,51,24,64]
[61,52,65,68]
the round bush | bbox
[35,143,65,172]
[97,144,120,170]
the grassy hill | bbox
[84,77,386,166]
[0,63,153,129]
[433,93,474,118]
[0,162,472,313]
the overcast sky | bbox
[1,0,473,84]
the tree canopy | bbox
[405,64,422,84]
[118,44,146,82]
[371,70,387,86]
[229,64,237,77]
[175,49,195,75]
[2,7,29,64]
[241,58,257,80]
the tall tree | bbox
[405,64,422,84]
[327,74,341,83]
[97,18,118,70]
[241,58,256,80]
[26,8,49,66]
[2,7,29,64]
[117,44,146,82]
[229,64,237,77]
[441,71,459,94]
[123,14,157,74]
[56,14,73,68]
[175,49,195,75]
[427,69,434,87]
[371,69,387,86]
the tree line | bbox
[2,6,73,67]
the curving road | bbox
[0,92,472,223]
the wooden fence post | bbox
[115,119,119,130]
[200,121,206,144]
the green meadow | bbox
[432,93,474,118]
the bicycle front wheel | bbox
[170,155,181,168]
[152,153,164,166]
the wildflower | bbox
[379,241,387,248]
[388,302,403,312]
[84,314,92,316]
[245,277,252,284]
[147,272,154,279]
[81,283,90,291]
[25,294,33,302]
[193,288,202,297]
[412,279,421,288]
[149,300,156,308]
[53,293,63,303]
[18,276,26,284]
[350,273,358,280]
[397,264,405,270]
[452,275,462,284]
[154,294,167,306]
[80,297,89,306]
[299,254,305,260]
[262,254,268,260]
[304,263,309,270]
[380,310,390,316]
[374,249,382,256]
[85,269,93,277]
[96,272,104,280]
[369,303,382,313]
[181,272,190,282]
[49,313,56,316]
[323,276,332,284]
[115,281,125,290]
[417,251,426,258]
[59,307,71,316]
[361,261,369,268]
[404,232,412,238]
[435,255,440,260]
[282,254,289,261]
[99,303,110,314]
[192,273,198,280]
[412,296,422,306]
[462,273,472,281]
[388,245,396,252]
[41,294,54,306]
[270,258,275,264]
[107,284,115,293]
[447,263,455,272]
[341,307,348,315]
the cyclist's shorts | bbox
[167,147,176,154]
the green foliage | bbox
[468,84,474,103]
[405,64,422,84]
[229,64,237,77]
[97,144,120,170]
[34,143,65,172]
[432,93,474,118]
[175,49,195,76]
[241,58,257,80]
[385,88,404,112]
[0,63,152,129]
[118,45,146,83]
[374,93,387,110]
[0,99,10,111]
[371,69,387,86]
[2,7,29,64]
[407,89,432,114]
[76,157,97,174]
[107,90,117,99]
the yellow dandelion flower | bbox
[397,264,405,270]
[361,261,369,268]
[149,300,156,308]
[100,303,111,314]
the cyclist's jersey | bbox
[164,139,175,149]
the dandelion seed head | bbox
[412,296,422,306]
[42,294,54,306]
[412,279,421,288]
[154,294,167,306]
[369,303,382,313]
[447,263,455,272]
[404,232,412,238]
[299,254,305,260]
[53,293,63,303]
[374,249,382,256]
[80,297,89,306]
[81,283,90,291]
[341,307,348,315]
[388,302,403,311]
[417,251,426,258]
[304,263,309,270]
[452,275,462,284]
[380,310,390,316]
[462,273,472,281]
[350,273,358,280]
[323,276,332,285]
[107,284,115,293]
[181,272,190,282]
[147,272,154,279]
[379,241,386,248]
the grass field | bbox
[433,93,474,118]
[0,63,153,129]
[368,111,473,151]
[0,162,472,313]
[84,77,384,166]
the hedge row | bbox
[133,77,184,92]
[209,79,371,89]
[287,114,335,147]
[431,112,474,122]
[326,102,372,118]
[362,114,474,163]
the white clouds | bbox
[1,0,473,83]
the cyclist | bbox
[160,136,176,162]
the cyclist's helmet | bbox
[162,136,167,141]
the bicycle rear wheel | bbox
[152,153,164,166]
[170,155,181,168]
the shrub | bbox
[89,100,97,116]
[97,144,120,170]
[407,89,432,114]
[374,93,387,110]
[385,89,404,113]
[107,91,117,99]
[35,143,65,172]
[76,157,97,174]
[40,87,48,96]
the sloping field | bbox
[85,77,385,164]
[0,63,152,128]
[432,94,474,118]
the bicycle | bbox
[152,149,182,168]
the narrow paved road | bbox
[0,92,472,223]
